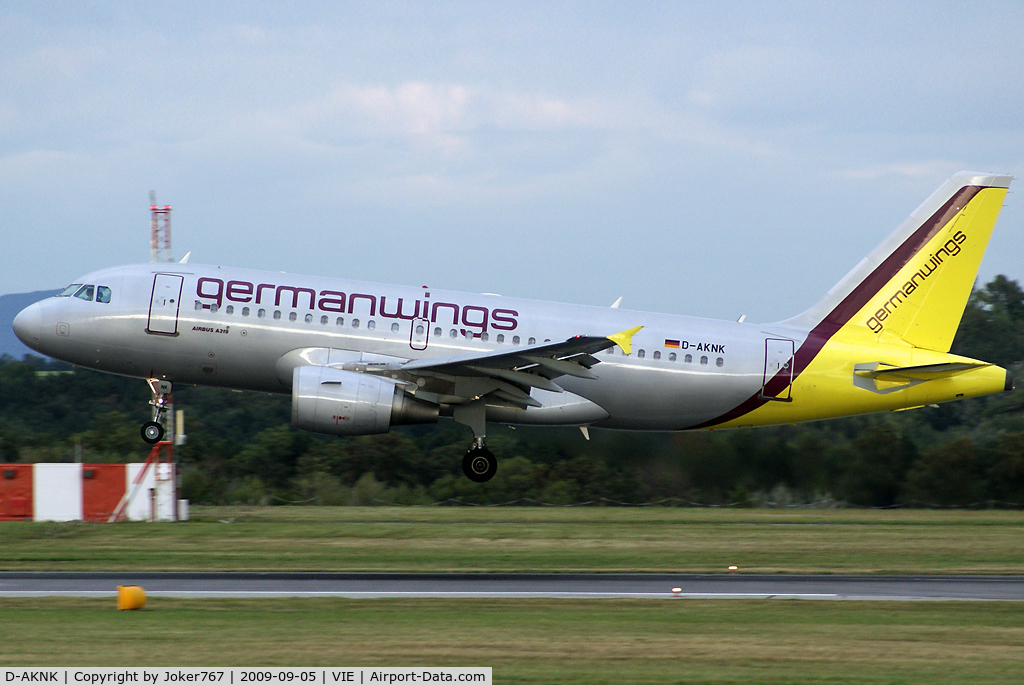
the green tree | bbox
[901,438,985,506]
[952,275,1024,366]
[836,424,917,506]
[230,425,310,489]
[984,432,1024,505]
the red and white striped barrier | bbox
[0,461,179,522]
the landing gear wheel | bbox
[141,421,164,444]
[463,447,497,483]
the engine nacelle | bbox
[291,366,437,436]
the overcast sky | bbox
[2,1,1023,323]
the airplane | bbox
[12,172,1014,482]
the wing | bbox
[388,326,643,408]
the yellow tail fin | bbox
[785,172,1011,352]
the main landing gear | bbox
[454,400,498,483]
[141,379,172,444]
[463,438,497,483]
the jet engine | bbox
[291,365,438,436]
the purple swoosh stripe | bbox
[690,185,985,429]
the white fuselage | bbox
[16,263,801,430]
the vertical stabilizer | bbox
[783,172,1011,352]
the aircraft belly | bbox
[560,362,765,430]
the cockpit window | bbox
[74,285,94,301]
[96,286,111,303]
[59,284,82,297]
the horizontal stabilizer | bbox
[854,361,988,382]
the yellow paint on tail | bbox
[857,186,1008,352]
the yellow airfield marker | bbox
[117,585,147,610]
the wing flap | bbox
[466,366,564,392]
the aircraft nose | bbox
[12,302,42,347]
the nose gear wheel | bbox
[141,421,164,444]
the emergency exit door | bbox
[409,317,430,351]
[147,274,184,335]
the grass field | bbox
[3,508,1022,682]
[1,597,1022,684]
[2,506,1023,573]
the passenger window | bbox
[368,320,376,330]
[513,335,520,345]
[653,351,661,360]
[96,286,111,303]
[258,309,266,318]
[210,304,218,313]
[684,354,692,363]
[321,315,329,325]
[195,301,202,311]
[637,349,645,358]
[434,327,442,337]
[289,312,297,322]
[304,313,312,323]
[497,334,504,343]
[391,323,400,332]
[352,319,360,328]
[669,353,676,362]
[74,285,94,301]
[416,325,425,335]
[700,356,708,366]
[449,329,457,338]
[481,333,489,341]
[59,284,82,297]
[226,305,234,315]
[528,337,536,345]
[716,357,724,367]
[243,307,250,317]
[273,310,281,320]
[336,317,344,326]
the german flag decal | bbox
[664,339,680,348]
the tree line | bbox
[2,276,1024,507]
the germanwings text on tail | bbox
[13,173,1014,481]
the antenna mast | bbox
[149,191,172,263]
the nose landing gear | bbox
[141,379,173,445]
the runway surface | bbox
[1,572,1022,601]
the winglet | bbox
[607,325,643,355]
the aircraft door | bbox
[147,273,184,335]
[409,317,429,350]
[760,338,795,401]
